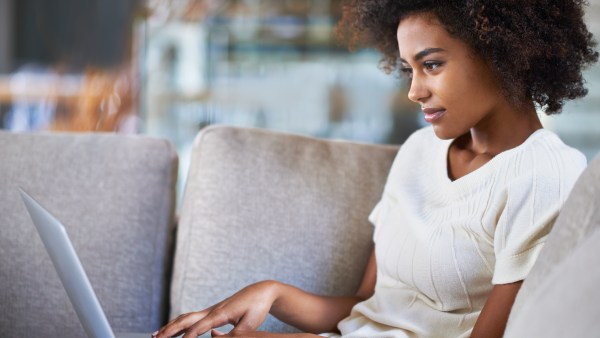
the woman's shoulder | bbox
[384,127,445,186]
[518,129,586,172]
[500,129,587,190]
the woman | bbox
[154,1,597,337]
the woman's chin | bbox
[431,125,459,140]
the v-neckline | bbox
[438,128,548,188]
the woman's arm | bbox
[470,281,522,338]
[271,249,377,333]
[154,249,377,338]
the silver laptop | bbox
[19,187,150,338]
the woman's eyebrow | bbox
[400,47,446,62]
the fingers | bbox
[182,311,232,338]
[154,282,275,338]
[154,310,210,338]
[154,306,239,338]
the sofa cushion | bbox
[505,154,600,337]
[170,125,398,333]
[0,131,178,337]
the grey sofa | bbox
[0,125,598,337]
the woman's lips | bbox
[422,107,446,123]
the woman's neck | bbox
[467,101,543,157]
[447,101,543,181]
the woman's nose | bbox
[407,75,430,103]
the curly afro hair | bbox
[336,0,599,114]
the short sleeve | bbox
[367,135,408,238]
[492,169,580,284]
[368,193,392,241]
[368,197,384,226]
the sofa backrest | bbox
[504,154,600,337]
[170,125,399,332]
[0,131,178,337]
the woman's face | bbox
[397,13,508,140]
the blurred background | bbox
[1,0,599,197]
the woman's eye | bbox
[423,61,443,72]
[400,67,413,78]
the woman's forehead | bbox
[397,14,455,56]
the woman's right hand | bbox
[154,249,377,338]
[153,280,281,338]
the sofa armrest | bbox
[0,131,178,336]
[505,154,600,337]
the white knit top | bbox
[336,127,587,338]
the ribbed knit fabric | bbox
[336,127,587,338]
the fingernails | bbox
[151,331,158,337]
